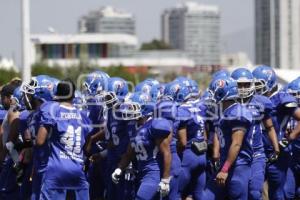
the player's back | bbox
[131,118,171,173]
[41,102,91,189]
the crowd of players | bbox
[0,65,300,200]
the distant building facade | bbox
[161,1,221,66]
[221,52,252,68]
[30,33,138,66]
[255,0,300,69]
[78,6,135,35]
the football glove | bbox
[158,177,171,197]
[267,151,279,164]
[279,138,289,149]
[112,168,122,184]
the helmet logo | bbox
[114,81,124,91]
[47,83,53,91]
[264,70,273,76]
[217,80,225,88]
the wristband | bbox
[221,161,231,173]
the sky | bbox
[0,0,254,66]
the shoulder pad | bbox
[151,118,172,138]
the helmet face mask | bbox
[254,79,268,95]
[287,89,300,104]
[97,91,118,108]
[117,102,142,121]
[22,92,34,110]
[237,79,255,99]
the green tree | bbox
[0,69,20,85]
[32,63,64,79]
[140,39,172,50]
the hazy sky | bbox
[0,0,254,66]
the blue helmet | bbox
[286,77,300,104]
[210,77,239,103]
[134,81,152,94]
[11,86,25,110]
[83,70,110,95]
[20,75,56,110]
[201,89,214,102]
[163,81,183,101]
[150,84,164,102]
[188,79,199,97]
[129,92,154,117]
[176,84,192,103]
[231,68,255,98]
[21,75,55,101]
[107,77,128,101]
[212,70,230,80]
[174,76,189,82]
[252,65,277,94]
[144,78,160,86]
[73,90,85,109]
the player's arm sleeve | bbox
[261,97,275,120]
[177,107,190,129]
[39,102,57,127]
[151,118,172,139]
[280,93,298,114]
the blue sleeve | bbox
[256,95,275,119]
[150,118,172,139]
[277,92,298,114]
[279,92,297,105]
[177,106,190,128]
[81,113,93,138]
[39,101,58,127]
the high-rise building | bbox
[161,2,221,66]
[255,0,300,69]
[78,6,135,35]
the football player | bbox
[112,92,172,200]
[231,67,279,200]
[171,81,207,200]
[20,75,58,200]
[203,76,254,200]
[36,79,92,199]
[253,65,300,200]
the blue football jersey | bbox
[287,118,300,163]
[129,118,172,172]
[262,91,297,153]
[26,106,50,174]
[0,109,7,125]
[156,99,179,153]
[105,108,130,161]
[177,99,206,146]
[217,103,253,166]
[39,101,92,189]
[245,95,274,158]
[86,97,105,132]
